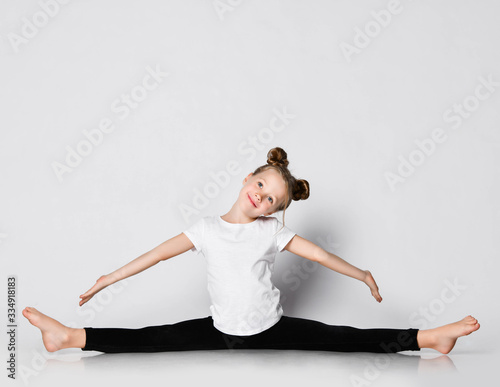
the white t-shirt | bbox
[183,215,296,336]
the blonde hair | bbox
[252,147,310,233]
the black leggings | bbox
[81,315,420,354]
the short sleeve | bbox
[183,217,205,255]
[275,219,296,252]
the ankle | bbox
[68,328,86,349]
[417,329,436,349]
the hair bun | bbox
[292,179,310,201]
[267,147,289,168]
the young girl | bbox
[23,147,479,354]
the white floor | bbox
[17,343,492,387]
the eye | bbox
[258,181,273,204]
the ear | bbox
[243,172,253,185]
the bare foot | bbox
[427,315,480,354]
[22,307,80,352]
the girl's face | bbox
[241,169,287,217]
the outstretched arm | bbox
[107,232,194,283]
[79,232,195,306]
[283,234,382,302]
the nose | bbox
[253,193,261,203]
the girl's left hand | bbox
[364,270,382,303]
[79,275,114,307]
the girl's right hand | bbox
[79,275,114,306]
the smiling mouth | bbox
[248,194,257,207]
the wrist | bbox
[105,272,120,284]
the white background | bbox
[1,0,499,386]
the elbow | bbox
[150,248,168,263]
[158,253,170,262]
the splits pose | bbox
[23,147,480,354]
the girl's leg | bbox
[228,316,420,353]
[23,307,480,354]
[23,307,230,353]
[82,316,229,353]
[229,315,480,354]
